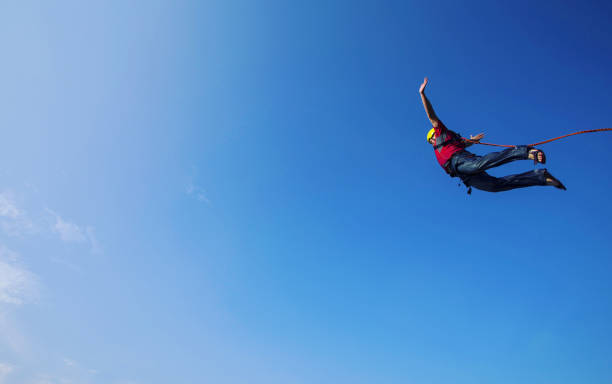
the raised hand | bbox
[419,77,428,94]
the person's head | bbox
[427,128,436,145]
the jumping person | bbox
[419,77,566,192]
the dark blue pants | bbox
[448,146,548,192]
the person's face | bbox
[429,135,436,145]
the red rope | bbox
[463,128,612,148]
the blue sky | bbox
[1,1,611,383]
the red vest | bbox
[432,121,465,171]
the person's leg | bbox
[462,169,549,192]
[452,146,532,175]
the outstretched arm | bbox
[419,77,439,127]
[463,132,485,147]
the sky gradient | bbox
[1,1,611,383]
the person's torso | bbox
[433,122,465,171]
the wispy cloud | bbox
[0,194,102,256]
[85,227,102,255]
[186,184,210,204]
[0,246,38,305]
[63,358,76,367]
[0,192,35,237]
[0,246,38,368]
[46,211,102,255]
[0,195,19,219]
[0,195,103,382]
[49,212,86,244]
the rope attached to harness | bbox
[463,128,612,147]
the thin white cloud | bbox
[0,195,19,219]
[0,246,38,305]
[0,195,102,383]
[0,195,101,254]
[85,227,102,255]
[46,211,102,255]
[186,184,211,204]
[50,214,86,244]
[62,358,76,367]
[0,193,35,237]
[0,255,37,366]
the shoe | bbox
[543,169,566,190]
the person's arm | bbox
[419,77,439,127]
[463,133,485,147]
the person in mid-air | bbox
[419,77,566,192]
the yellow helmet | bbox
[426,128,435,142]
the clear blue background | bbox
[0,0,611,383]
